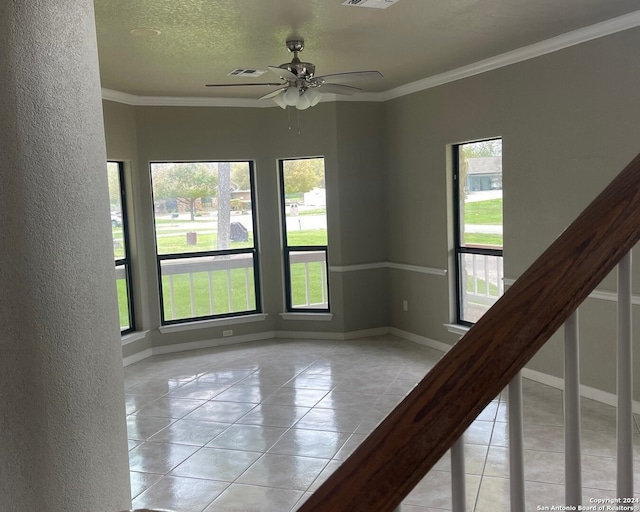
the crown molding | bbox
[102,10,640,107]
[381,9,640,101]
[101,88,274,108]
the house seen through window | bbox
[279,157,330,312]
[453,139,503,324]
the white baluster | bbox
[451,435,466,512]
[245,267,251,309]
[189,272,196,316]
[305,262,311,305]
[208,271,215,314]
[564,310,582,506]
[509,372,526,512]
[483,255,489,297]
[169,274,176,320]
[321,260,327,304]
[617,252,634,498]
[472,254,478,295]
[226,269,233,312]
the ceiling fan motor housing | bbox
[280,60,316,79]
[281,40,315,79]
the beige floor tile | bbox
[205,483,303,512]
[205,424,288,452]
[236,453,328,491]
[269,428,351,459]
[170,447,261,481]
[128,441,200,473]
[403,470,481,510]
[124,338,631,512]
[148,419,230,446]
[132,475,228,511]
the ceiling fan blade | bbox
[258,87,288,100]
[268,66,298,81]
[205,82,284,87]
[318,83,361,95]
[314,70,383,84]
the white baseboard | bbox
[274,326,390,341]
[522,367,640,415]
[343,326,391,340]
[152,331,276,356]
[389,327,453,353]
[123,348,153,367]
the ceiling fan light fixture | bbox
[283,86,300,106]
[297,91,312,110]
[273,91,287,109]
[305,88,321,106]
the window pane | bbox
[282,158,327,246]
[458,140,503,248]
[107,162,124,260]
[115,264,131,330]
[160,253,257,322]
[459,251,504,324]
[288,250,329,309]
[150,162,255,255]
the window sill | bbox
[444,323,471,336]
[122,330,150,346]
[280,312,333,322]
[159,313,268,334]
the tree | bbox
[217,162,231,249]
[231,162,251,190]
[282,158,324,195]
[461,139,502,158]
[106,162,121,209]
[152,163,218,220]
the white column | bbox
[564,311,582,506]
[0,1,131,511]
[617,253,634,498]
[509,373,526,512]
[451,436,467,512]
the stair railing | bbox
[298,153,640,512]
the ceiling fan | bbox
[206,39,383,110]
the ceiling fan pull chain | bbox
[297,109,302,135]
[287,107,292,130]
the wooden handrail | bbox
[298,153,640,512]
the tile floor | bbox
[124,335,640,511]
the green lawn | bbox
[114,227,328,327]
[464,198,502,224]
[463,233,503,247]
[463,198,503,247]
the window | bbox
[150,161,260,324]
[279,157,329,312]
[107,161,135,333]
[453,139,503,325]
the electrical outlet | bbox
[402,300,409,312]
[223,329,233,337]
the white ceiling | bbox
[94,0,640,102]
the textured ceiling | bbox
[94,0,640,99]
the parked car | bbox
[111,212,122,227]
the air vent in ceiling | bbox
[342,0,399,8]
[227,68,267,77]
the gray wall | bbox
[103,100,390,351]
[104,26,640,398]
[385,27,640,396]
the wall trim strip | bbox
[330,261,446,276]
[505,277,640,305]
